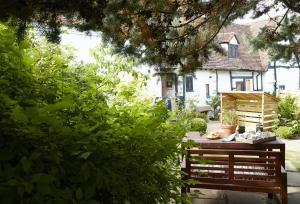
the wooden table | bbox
[185,132,286,167]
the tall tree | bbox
[1,0,299,72]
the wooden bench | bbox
[181,149,287,204]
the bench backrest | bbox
[184,149,283,187]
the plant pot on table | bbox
[222,125,237,137]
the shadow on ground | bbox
[190,187,300,204]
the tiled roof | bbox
[203,24,267,72]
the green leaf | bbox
[32,173,55,184]
[76,188,82,201]
[80,152,91,160]
[11,106,28,123]
[23,182,33,193]
[37,183,51,195]
[46,95,74,112]
[83,200,99,204]
[20,157,31,173]
[185,179,200,185]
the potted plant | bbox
[222,110,238,136]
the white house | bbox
[247,18,300,94]
[151,21,300,109]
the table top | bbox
[185,132,285,149]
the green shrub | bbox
[288,120,300,136]
[222,110,238,125]
[0,24,186,204]
[188,111,208,121]
[296,111,300,120]
[278,95,298,124]
[190,118,207,133]
[185,100,208,121]
[275,126,296,139]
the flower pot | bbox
[222,125,237,137]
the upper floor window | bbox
[186,76,193,92]
[228,44,238,58]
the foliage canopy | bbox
[1,0,300,72]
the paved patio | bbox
[190,177,300,204]
[189,121,300,204]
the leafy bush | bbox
[288,120,300,136]
[275,126,296,139]
[0,24,186,204]
[222,110,238,125]
[190,118,207,133]
[188,111,208,121]
[184,100,208,121]
[278,95,298,124]
[274,95,300,138]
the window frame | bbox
[205,84,210,98]
[228,44,238,58]
[185,76,194,92]
[235,81,244,91]
[279,85,285,90]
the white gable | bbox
[229,35,238,45]
[220,43,228,51]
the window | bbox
[205,84,210,98]
[279,85,285,90]
[228,44,238,58]
[186,76,193,92]
[166,80,173,88]
[236,81,244,91]
[245,79,251,91]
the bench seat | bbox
[181,149,287,204]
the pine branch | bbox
[167,14,205,28]
[160,17,210,42]
[272,9,289,33]
[199,0,238,51]
[281,0,300,13]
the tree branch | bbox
[160,17,210,42]
[281,0,300,13]
[272,9,289,33]
[199,0,238,51]
[167,13,205,28]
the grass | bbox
[286,150,300,172]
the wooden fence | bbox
[221,91,278,131]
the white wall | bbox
[184,70,232,107]
[136,64,162,98]
[185,70,263,107]
[217,71,231,92]
[185,70,218,106]
[277,67,299,90]
[263,66,300,93]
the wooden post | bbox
[229,154,234,180]
[186,150,191,193]
[262,93,265,131]
[281,172,288,204]
[220,92,223,125]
